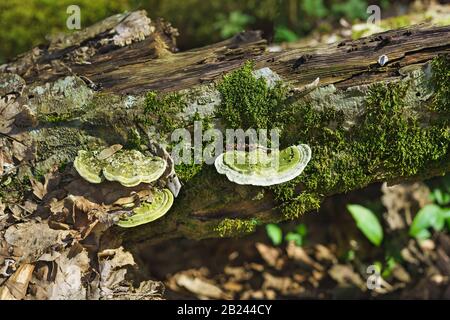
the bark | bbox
[0,10,449,299]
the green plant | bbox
[285,223,307,246]
[301,0,328,18]
[265,223,308,246]
[430,175,450,206]
[381,256,397,278]
[331,0,368,21]
[409,204,450,240]
[266,223,283,245]
[344,249,355,262]
[274,26,299,43]
[347,204,384,246]
[214,11,255,39]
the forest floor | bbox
[139,182,450,300]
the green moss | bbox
[143,91,186,134]
[58,160,69,172]
[269,56,450,219]
[280,192,322,220]
[355,82,449,176]
[126,129,142,150]
[216,61,291,131]
[430,55,450,113]
[40,113,72,123]
[0,173,31,203]
[214,218,259,237]
[126,56,450,240]
[175,163,204,183]
[33,168,45,181]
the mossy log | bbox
[1,10,449,251]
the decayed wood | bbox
[3,10,449,94]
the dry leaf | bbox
[0,263,35,300]
[262,272,305,296]
[175,274,227,299]
[98,246,135,298]
[328,264,366,291]
[4,221,73,263]
[314,244,338,264]
[67,195,104,213]
[224,266,252,281]
[46,248,90,300]
[286,241,323,271]
[11,140,27,161]
[222,281,243,293]
[0,98,20,134]
[255,242,284,270]
[30,177,46,200]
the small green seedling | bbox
[265,223,308,246]
[409,204,450,240]
[266,223,283,246]
[347,204,384,246]
[285,224,308,246]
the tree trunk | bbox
[0,10,449,299]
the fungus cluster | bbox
[73,146,173,227]
[214,144,312,186]
[74,148,166,187]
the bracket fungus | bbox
[102,149,166,187]
[74,148,167,187]
[214,144,312,186]
[117,188,174,228]
[73,150,105,184]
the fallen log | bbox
[0,10,449,299]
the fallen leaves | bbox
[0,156,169,300]
[262,272,305,296]
[0,263,34,300]
[162,236,340,299]
[43,248,90,300]
[0,200,7,230]
[0,96,20,135]
[30,177,46,200]
[286,241,323,271]
[4,221,75,264]
[328,264,366,291]
[97,144,123,160]
[174,273,228,300]
[255,242,285,270]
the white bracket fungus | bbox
[74,147,166,187]
[117,188,174,228]
[102,149,166,187]
[214,144,312,186]
[73,150,105,184]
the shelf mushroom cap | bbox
[117,188,174,228]
[102,149,167,187]
[214,144,312,186]
[73,150,104,184]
